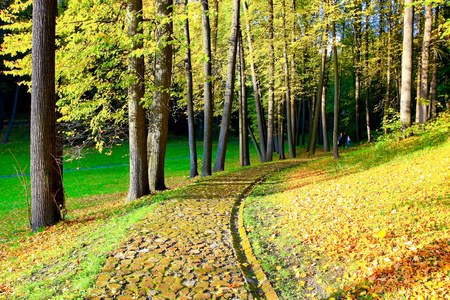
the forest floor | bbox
[1,112,449,300]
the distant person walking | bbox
[347,135,351,148]
[338,133,343,147]
[342,132,347,148]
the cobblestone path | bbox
[87,160,299,300]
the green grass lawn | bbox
[0,125,267,242]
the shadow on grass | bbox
[330,237,450,298]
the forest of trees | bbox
[0,0,449,230]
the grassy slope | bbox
[244,114,450,299]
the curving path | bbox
[87,159,300,300]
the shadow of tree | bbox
[342,237,450,298]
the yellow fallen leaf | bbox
[377,230,386,238]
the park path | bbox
[87,159,300,300]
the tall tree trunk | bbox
[354,12,362,142]
[31,0,63,231]
[183,0,198,178]
[419,4,432,123]
[310,25,327,155]
[243,1,266,162]
[429,7,439,119]
[365,13,372,142]
[238,33,250,166]
[213,0,240,172]
[400,0,414,128]
[266,0,275,162]
[415,12,422,123]
[322,73,329,152]
[384,0,393,134]
[278,95,285,160]
[0,75,4,139]
[201,0,214,177]
[127,0,149,200]
[301,98,306,146]
[332,20,340,159]
[282,0,295,159]
[148,0,173,191]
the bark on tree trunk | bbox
[127,0,149,200]
[201,0,214,177]
[332,21,340,160]
[266,0,275,162]
[243,1,266,162]
[322,73,329,152]
[415,12,422,123]
[238,33,250,166]
[31,0,63,231]
[365,13,372,142]
[354,16,362,142]
[400,0,414,128]
[282,0,295,159]
[183,0,198,178]
[384,0,393,134]
[278,94,285,160]
[429,7,439,119]
[419,4,432,124]
[148,0,173,191]
[310,25,327,155]
[213,0,240,172]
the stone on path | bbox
[86,161,297,300]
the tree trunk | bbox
[415,11,422,123]
[429,7,439,119]
[201,0,214,177]
[321,74,329,152]
[243,1,265,162]
[238,33,250,166]
[266,0,275,162]
[183,0,198,178]
[301,98,306,146]
[213,0,240,172]
[384,0,393,134]
[31,0,63,231]
[419,4,432,123]
[127,0,149,200]
[365,13,372,142]
[278,95,285,160]
[400,0,414,128]
[332,20,340,159]
[282,0,295,159]
[310,25,327,155]
[148,0,173,191]
[354,15,362,142]
[0,74,4,139]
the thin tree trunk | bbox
[354,13,362,142]
[31,0,63,231]
[332,20,340,159]
[384,0,393,134]
[243,1,265,162]
[415,12,422,123]
[266,0,275,162]
[201,0,214,177]
[365,13,372,142]
[248,124,262,160]
[238,32,250,166]
[400,0,414,128]
[213,0,240,172]
[183,0,198,178]
[282,0,295,159]
[278,95,285,160]
[322,74,329,152]
[301,98,306,146]
[429,7,439,119]
[419,4,432,123]
[127,0,149,200]
[310,25,327,155]
[148,0,173,191]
